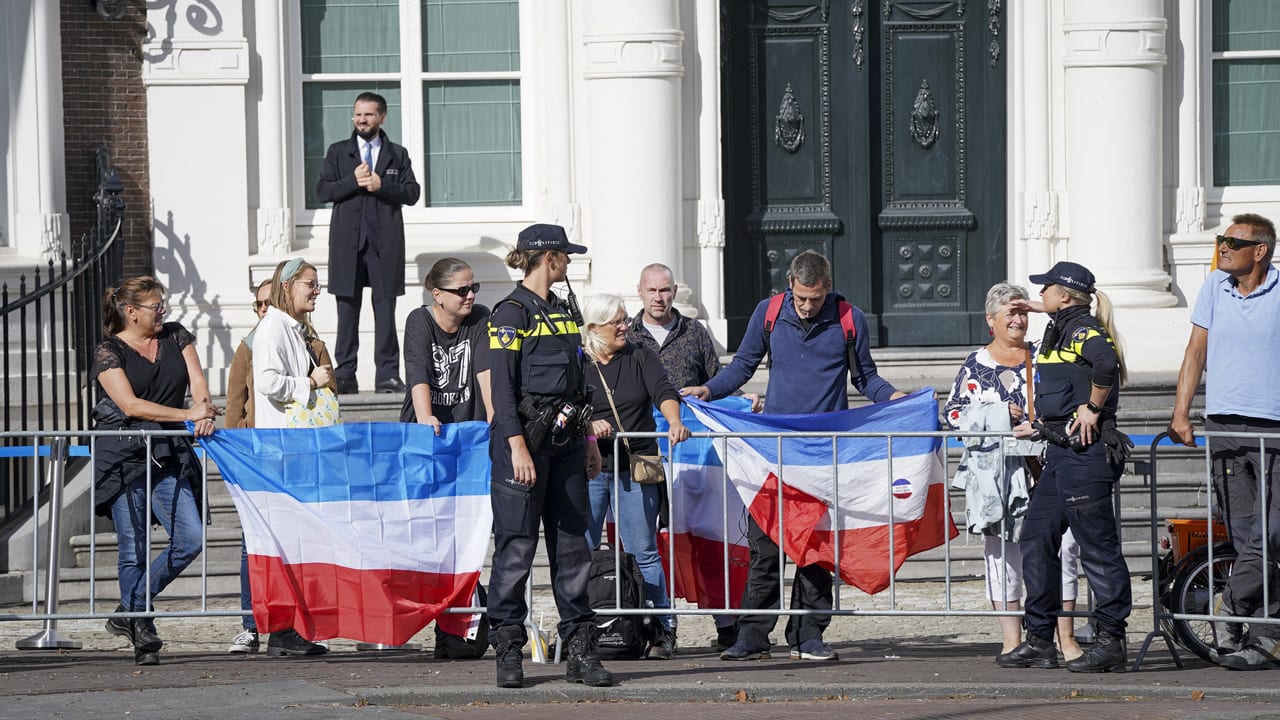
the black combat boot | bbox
[1066,630,1127,673]
[492,625,526,689]
[996,634,1058,669]
[565,623,614,686]
[132,618,163,666]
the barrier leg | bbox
[1130,432,1182,672]
[17,438,83,650]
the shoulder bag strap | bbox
[593,359,636,458]
[1024,343,1036,422]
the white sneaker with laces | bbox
[228,629,260,654]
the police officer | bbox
[486,223,612,689]
[1001,261,1133,673]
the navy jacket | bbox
[316,130,421,299]
[706,291,897,414]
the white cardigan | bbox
[252,307,313,429]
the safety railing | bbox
[1133,429,1280,671]
[0,422,1193,672]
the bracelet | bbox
[308,377,316,390]
[586,435,597,442]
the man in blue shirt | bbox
[1170,213,1280,671]
[683,251,904,661]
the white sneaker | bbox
[228,629,260,654]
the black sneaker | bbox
[996,635,1058,669]
[105,604,132,642]
[647,627,677,660]
[714,625,738,652]
[266,628,329,656]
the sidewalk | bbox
[2,580,1278,719]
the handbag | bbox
[284,341,342,428]
[593,360,666,485]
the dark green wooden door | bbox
[722,0,1006,347]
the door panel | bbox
[722,0,1005,348]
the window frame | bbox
[288,0,535,228]
[1203,2,1280,204]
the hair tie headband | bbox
[280,257,305,282]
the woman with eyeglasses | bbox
[400,257,493,431]
[224,276,336,654]
[580,293,691,660]
[93,276,220,665]
[250,257,337,656]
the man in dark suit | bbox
[317,92,421,394]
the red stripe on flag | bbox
[248,555,481,645]
[748,473,957,595]
[659,530,750,611]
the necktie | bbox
[363,142,373,169]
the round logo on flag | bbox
[892,478,912,500]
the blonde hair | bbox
[269,259,319,339]
[580,293,627,360]
[1061,285,1128,386]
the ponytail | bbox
[101,276,166,335]
[1092,289,1128,386]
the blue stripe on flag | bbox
[197,421,491,502]
[684,388,940,464]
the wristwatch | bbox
[1085,400,1103,414]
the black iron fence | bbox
[0,143,125,522]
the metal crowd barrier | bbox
[8,422,1245,675]
[1132,429,1280,672]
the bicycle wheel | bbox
[1167,543,1240,663]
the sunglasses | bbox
[131,302,167,314]
[253,300,272,310]
[1216,234,1264,251]
[437,282,480,298]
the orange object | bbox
[1165,518,1229,562]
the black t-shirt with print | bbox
[400,305,491,424]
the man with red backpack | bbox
[681,250,905,662]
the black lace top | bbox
[94,322,196,423]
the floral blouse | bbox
[943,343,1037,430]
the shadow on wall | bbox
[153,210,233,368]
[408,236,518,310]
[142,0,224,64]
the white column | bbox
[1168,0,1214,300]
[1062,0,1175,307]
[252,0,292,255]
[533,0,581,244]
[693,0,724,332]
[582,1,684,296]
[1013,0,1057,285]
[143,4,251,393]
[9,0,67,259]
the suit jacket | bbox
[316,130,421,299]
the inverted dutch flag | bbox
[198,422,492,646]
[652,397,754,614]
[685,390,956,595]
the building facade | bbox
[2,0,1278,392]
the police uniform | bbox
[1020,272,1131,660]
[486,277,595,644]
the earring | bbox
[988,327,994,336]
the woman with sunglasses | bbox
[251,257,336,656]
[401,258,493,430]
[93,276,219,665]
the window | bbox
[299,0,522,209]
[1211,0,1280,187]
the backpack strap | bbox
[836,300,865,388]
[762,293,787,367]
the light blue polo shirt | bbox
[1192,265,1280,420]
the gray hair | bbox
[984,282,1029,316]
[580,293,628,359]
[787,250,832,287]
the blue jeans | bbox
[110,473,203,612]
[586,470,673,629]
